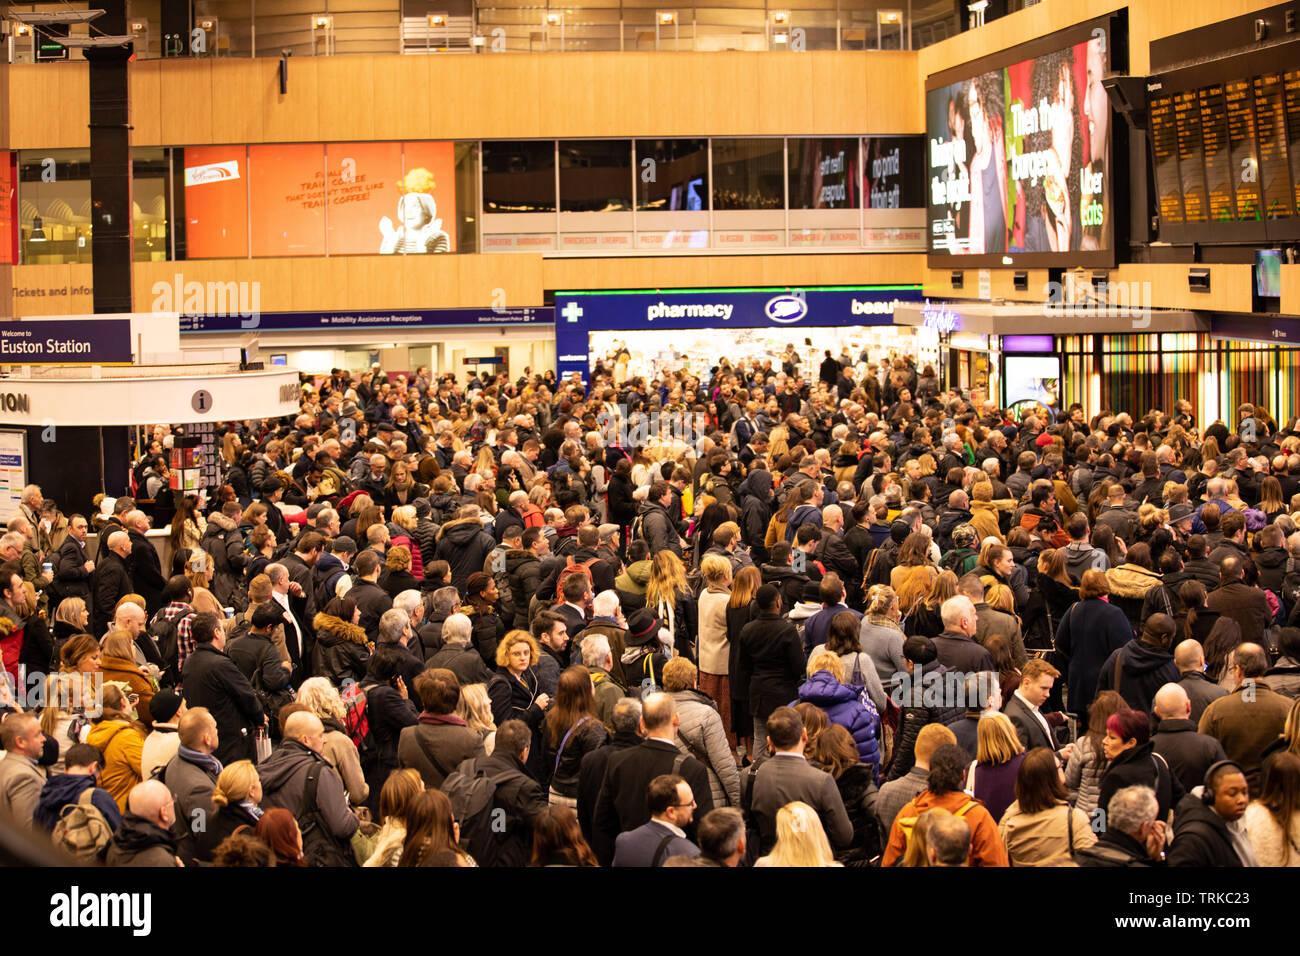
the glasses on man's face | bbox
[673,800,697,808]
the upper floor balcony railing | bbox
[5,0,960,61]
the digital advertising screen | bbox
[926,21,1113,266]
[184,142,457,259]
[1004,354,1062,408]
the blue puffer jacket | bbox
[796,671,880,778]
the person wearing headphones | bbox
[1166,760,1257,867]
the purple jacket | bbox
[796,671,880,777]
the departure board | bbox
[1253,74,1295,218]
[1174,90,1209,222]
[1225,79,1261,220]
[1285,70,1300,219]
[1199,85,1236,222]
[1150,95,1184,225]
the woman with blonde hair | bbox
[496,630,550,775]
[858,584,908,688]
[51,595,89,656]
[985,582,1016,616]
[39,632,101,772]
[364,768,425,867]
[967,711,1026,823]
[389,505,425,578]
[296,676,369,807]
[196,760,264,862]
[755,801,842,867]
[906,569,957,639]
[383,460,427,510]
[86,683,148,812]
[456,683,497,756]
[98,632,156,729]
[645,550,695,659]
[890,532,938,616]
[696,554,734,744]
[381,545,419,599]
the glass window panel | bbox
[711,138,784,210]
[133,147,168,262]
[19,148,91,264]
[635,139,708,211]
[788,137,858,209]
[482,140,556,213]
[558,140,632,212]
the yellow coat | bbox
[86,719,145,813]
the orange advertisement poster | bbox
[183,145,248,259]
[249,143,326,257]
[325,142,403,255]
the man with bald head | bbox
[1151,683,1227,794]
[92,529,135,637]
[257,710,359,863]
[105,780,182,867]
[161,707,222,863]
[123,509,165,615]
[1174,639,1227,725]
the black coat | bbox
[226,631,291,696]
[450,751,548,868]
[1166,793,1244,867]
[51,535,93,608]
[193,801,261,863]
[577,731,640,841]
[591,738,713,866]
[91,551,134,638]
[348,580,393,640]
[311,613,371,687]
[426,644,494,687]
[434,517,498,593]
[735,611,804,723]
[180,643,264,766]
[1151,718,1227,795]
[504,550,543,629]
[361,680,419,799]
[1096,640,1180,714]
[127,529,166,615]
[1096,741,1184,821]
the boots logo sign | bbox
[764,294,808,324]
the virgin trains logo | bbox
[184,161,241,187]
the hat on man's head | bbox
[331,535,357,555]
[1168,503,1195,523]
[150,689,183,724]
[625,608,662,647]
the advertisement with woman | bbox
[926,29,1110,262]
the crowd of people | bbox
[2,350,1300,868]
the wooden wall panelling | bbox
[287,257,341,311]
[1282,264,1300,319]
[261,56,320,144]
[317,56,376,143]
[128,61,162,148]
[757,53,815,136]
[371,57,431,142]
[212,60,268,146]
[159,60,215,147]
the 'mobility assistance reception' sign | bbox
[0,318,132,365]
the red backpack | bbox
[554,556,598,605]
[340,680,373,759]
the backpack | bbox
[939,548,978,576]
[299,763,358,868]
[554,556,598,606]
[440,761,520,864]
[51,788,114,861]
[630,513,647,545]
[894,799,977,860]
[341,680,375,763]
[149,609,193,682]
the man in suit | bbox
[1004,658,1074,765]
[592,692,713,866]
[748,706,854,854]
[266,563,312,683]
[0,712,46,827]
[612,774,700,866]
[49,512,94,613]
